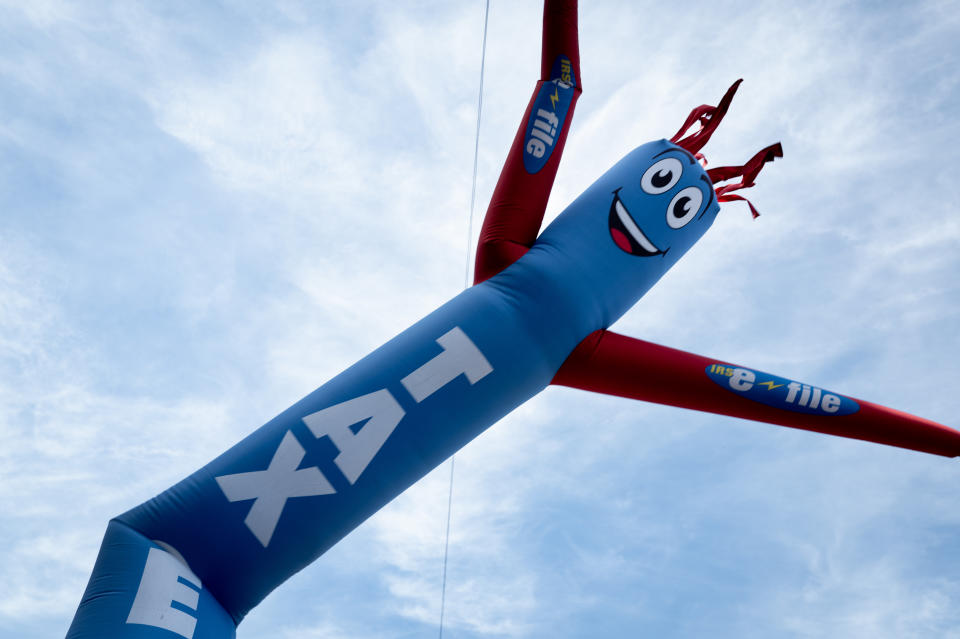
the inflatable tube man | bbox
[67,2,960,637]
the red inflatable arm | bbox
[473,0,581,284]
[553,330,960,458]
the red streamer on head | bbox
[714,193,760,218]
[671,80,783,219]
[708,143,783,218]
[670,79,743,155]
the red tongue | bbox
[610,228,634,254]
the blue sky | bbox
[2,1,959,637]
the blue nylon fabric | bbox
[68,139,721,636]
[66,521,236,639]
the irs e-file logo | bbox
[706,363,859,416]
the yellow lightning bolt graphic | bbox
[758,380,784,390]
[549,87,559,110]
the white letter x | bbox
[215,431,335,547]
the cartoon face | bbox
[519,138,724,328]
[607,144,717,257]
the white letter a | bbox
[302,389,405,484]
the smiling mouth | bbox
[608,193,664,257]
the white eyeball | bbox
[641,158,683,194]
[666,186,704,229]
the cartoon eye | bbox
[641,158,683,194]
[666,186,704,229]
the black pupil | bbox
[651,169,672,188]
[674,197,691,218]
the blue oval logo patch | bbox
[705,363,860,416]
[522,80,574,174]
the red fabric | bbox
[708,142,783,217]
[541,0,581,86]
[553,330,960,458]
[708,143,783,185]
[670,79,742,155]
[473,0,582,284]
[717,193,760,219]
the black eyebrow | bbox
[698,174,716,218]
[653,146,697,165]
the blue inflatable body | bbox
[67,138,722,637]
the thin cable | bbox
[462,0,491,290]
[440,2,490,638]
[437,456,456,639]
